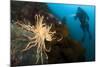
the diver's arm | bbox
[74,12,78,20]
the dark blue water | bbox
[47,3,95,61]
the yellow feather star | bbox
[16,14,56,64]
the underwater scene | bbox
[11,1,95,66]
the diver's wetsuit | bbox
[75,7,91,41]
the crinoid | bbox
[16,14,56,64]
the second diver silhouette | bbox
[74,7,92,42]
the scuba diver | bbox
[74,7,92,42]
